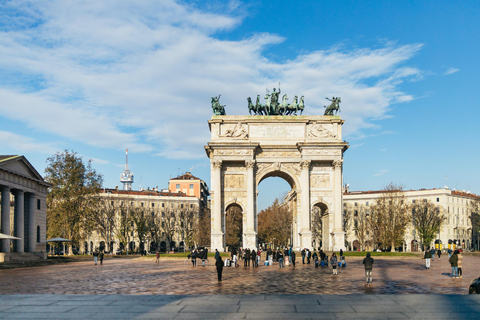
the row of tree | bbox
[45,150,210,253]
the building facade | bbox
[168,172,209,208]
[0,155,49,262]
[82,188,202,254]
[343,188,480,252]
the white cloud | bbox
[0,131,58,154]
[444,67,459,75]
[374,169,389,177]
[0,0,425,159]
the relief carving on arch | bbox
[220,122,248,139]
[224,174,245,189]
[311,174,331,189]
[308,124,336,139]
[214,149,253,156]
[304,149,341,156]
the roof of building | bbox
[344,188,480,199]
[169,172,201,181]
[0,155,49,186]
[102,188,196,198]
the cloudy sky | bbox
[1,0,479,210]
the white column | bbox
[244,160,256,249]
[300,160,312,249]
[210,160,224,251]
[14,190,25,253]
[332,160,345,251]
[1,187,11,253]
[28,194,36,252]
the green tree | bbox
[45,150,103,254]
[412,201,445,250]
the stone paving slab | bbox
[0,294,479,319]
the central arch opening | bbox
[225,203,243,250]
[257,172,296,249]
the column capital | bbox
[300,160,311,170]
[333,159,343,168]
[245,160,256,170]
[212,160,223,170]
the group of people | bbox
[92,250,104,265]
[424,247,464,278]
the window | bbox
[354,210,358,217]
[131,221,134,227]
[412,200,416,204]
[354,202,357,207]
[162,212,165,217]
[111,201,114,206]
[36,226,40,242]
[162,232,165,237]
[176,184,180,189]
[141,202,144,207]
[37,199,41,210]
[171,212,175,217]
[162,222,165,227]
[151,212,155,217]
[131,202,134,206]
[190,204,193,208]
[162,203,165,207]
[436,198,440,202]
[131,232,134,236]
[152,203,155,208]
[366,202,369,206]
[181,204,184,209]
[190,184,194,189]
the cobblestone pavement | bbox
[0,255,478,295]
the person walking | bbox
[256,249,261,267]
[291,250,296,268]
[424,248,432,269]
[278,250,284,268]
[246,249,251,267]
[99,251,104,265]
[214,249,220,261]
[93,250,99,265]
[231,248,237,267]
[448,248,453,258]
[437,248,442,260]
[313,251,319,267]
[251,249,256,268]
[243,249,248,267]
[449,250,459,278]
[301,248,306,264]
[430,247,436,261]
[457,250,463,279]
[330,253,338,275]
[215,257,224,281]
[340,249,343,258]
[363,252,374,286]
[306,249,311,264]
[156,251,161,264]
[190,249,196,267]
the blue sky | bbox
[1,0,479,211]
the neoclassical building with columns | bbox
[0,155,49,262]
[205,115,349,252]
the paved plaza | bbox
[0,255,479,319]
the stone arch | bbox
[312,202,330,251]
[206,115,348,252]
[225,202,244,250]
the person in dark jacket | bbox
[291,250,296,268]
[99,251,104,265]
[437,248,442,260]
[278,250,284,268]
[301,248,306,264]
[363,252,374,286]
[424,248,432,269]
[251,249,256,268]
[449,250,459,278]
[245,249,251,267]
[214,249,220,261]
[215,257,224,281]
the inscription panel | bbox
[250,125,304,139]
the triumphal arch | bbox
[205,94,348,252]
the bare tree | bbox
[195,207,211,247]
[114,202,134,253]
[345,203,369,250]
[412,201,445,250]
[311,206,322,248]
[258,198,292,248]
[225,205,242,248]
[94,199,117,252]
[370,183,411,251]
[177,205,199,249]
[161,205,178,250]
